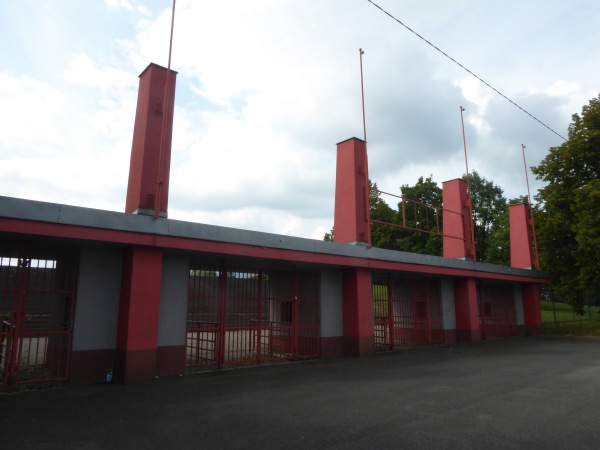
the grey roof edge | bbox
[0,196,548,279]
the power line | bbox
[365,0,567,141]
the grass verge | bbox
[540,300,600,336]
[541,320,600,336]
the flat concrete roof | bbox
[0,195,548,282]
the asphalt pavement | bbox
[2,336,600,449]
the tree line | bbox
[325,94,600,313]
[325,171,519,266]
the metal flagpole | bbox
[521,144,540,269]
[460,106,477,261]
[359,48,372,247]
[155,0,177,219]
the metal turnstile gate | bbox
[186,265,320,370]
[478,284,518,339]
[0,256,77,388]
[373,277,443,350]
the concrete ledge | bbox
[0,195,549,280]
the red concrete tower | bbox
[333,137,374,356]
[509,203,536,269]
[125,63,177,218]
[333,137,369,245]
[442,178,475,260]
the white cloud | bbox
[0,73,67,152]
[2,0,599,240]
[105,0,134,11]
[64,53,136,90]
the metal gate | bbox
[0,255,77,388]
[478,284,518,339]
[373,276,443,350]
[186,265,320,370]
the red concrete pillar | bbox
[342,268,374,356]
[125,63,177,218]
[509,203,535,269]
[454,278,480,342]
[522,283,542,335]
[334,138,369,245]
[116,247,163,383]
[442,179,475,260]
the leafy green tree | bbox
[397,176,442,256]
[532,95,600,313]
[323,181,398,248]
[324,173,512,264]
[573,180,600,301]
[463,171,508,263]
[484,196,529,266]
[369,181,399,250]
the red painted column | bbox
[442,179,475,260]
[334,138,369,245]
[342,268,374,356]
[454,278,480,342]
[522,283,542,335]
[509,203,535,269]
[125,63,177,218]
[116,247,163,383]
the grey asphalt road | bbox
[2,337,599,450]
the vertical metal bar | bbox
[401,198,406,228]
[387,275,394,350]
[10,259,29,384]
[154,0,177,219]
[217,265,226,368]
[424,279,431,345]
[256,270,263,363]
[292,271,299,361]
[359,48,372,247]
[478,282,486,339]
[460,106,477,261]
[64,255,77,380]
[521,144,541,269]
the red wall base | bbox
[456,329,481,343]
[344,336,375,357]
[115,349,157,384]
[443,330,457,344]
[69,349,116,385]
[156,345,186,376]
[320,337,345,358]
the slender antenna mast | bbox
[460,106,477,261]
[359,49,367,143]
[359,48,371,247]
[154,0,177,219]
[521,144,541,269]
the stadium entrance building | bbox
[0,64,546,388]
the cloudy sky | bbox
[1,0,598,239]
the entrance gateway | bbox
[186,265,320,369]
[0,254,77,388]
[0,62,547,386]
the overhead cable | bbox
[365,0,567,141]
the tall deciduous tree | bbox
[463,171,508,263]
[532,95,600,312]
[323,180,398,248]
[369,181,399,250]
[324,174,512,266]
[397,176,442,255]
